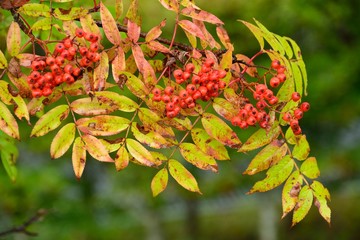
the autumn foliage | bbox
[0,0,330,225]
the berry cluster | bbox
[152,58,227,118]
[26,28,100,98]
[269,59,287,87]
[282,93,310,135]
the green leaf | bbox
[212,97,238,121]
[115,144,129,171]
[77,115,130,136]
[100,2,122,45]
[131,122,175,149]
[191,128,229,160]
[126,138,159,167]
[300,157,320,179]
[82,134,113,162]
[297,60,308,96]
[109,93,139,112]
[179,142,218,172]
[12,94,30,123]
[138,108,175,139]
[292,135,310,160]
[119,71,149,99]
[254,19,285,55]
[0,80,14,104]
[31,18,52,31]
[30,105,69,137]
[285,127,297,145]
[71,97,118,116]
[284,36,302,60]
[53,7,88,21]
[1,149,18,182]
[239,20,264,49]
[239,121,281,152]
[7,22,21,57]
[50,123,76,159]
[274,34,293,59]
[311,181,331,224]
[291,61,303,96]
[276,67,295,102]
[249,155,294,193]
[201,113,241,148]
[282,170,303,218]
[168,159,201,193]
[72,137,86,179]
[115,0,123,20]
[0,101,20,139]
[292,185,313,226]
[151,168,168,197]
[0,50,7,69]
[18,3,51,17]
[126,0,141,25]
[244,140,288,175]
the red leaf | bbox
[181,7,224,25]
[93,51,109,91]
[112,47,126,83]
[216,26,233,50]
[178,20,205,40]
[131,44,156,85]
[127,20,140,43]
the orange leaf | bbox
[93,51,109,91]
[158,0,179,12]
[178,20,205,40]
[193,19,220,49]
[216,26,233,50]
[112,46,126,83]
[100,2,121,45]
[127,20,140,43]
[147,41,170,53]
[131,44,156,85]
[115,144,129,171]
[145,19,166,42]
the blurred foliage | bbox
[1,0,360,239]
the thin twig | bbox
[0,209,48,238]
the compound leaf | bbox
[131,122,175,149]
[50,123,75,159]
[151,167,168,197]
[168,159,201,193]
[30,105,69,137]
[239,20,264,49]
[120,71,150,99]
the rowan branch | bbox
[0,209,48,238]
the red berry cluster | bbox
[282,92,310,135]
[152,58,227,118]
[230,59,287,129]
[26,28,100,98]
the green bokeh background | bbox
[1,0,360,239]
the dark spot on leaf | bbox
[205,139,211,144]
[117,74,128,89]
[80,158,85,164]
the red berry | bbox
[89,42,99,52]
[198,86,208,96]
[256,112,267,122]
[239,121,248,129]
[152,87,161,96]
[55,56,65,66]
[32,89,42,98]
[293,126,302,135]
[42,87,52,97]
[192,90,202,100]
[62,73,72,83]
[246,116,257,126]
[271,59,281,70]
[268,96,279,105]
[46,56,56,66]
[30,71,41,80]
[218,70,227,79]
[31,61,41,71]
[270,77,280,88]
[64,64,74,74]
[164,86,174,96]
[152,95,162,102]
[292,92,301,102]
[166,111,177,118]
[166,102,175,111]
[231,115,242,126]
[184,96,194,105]
[256,100,267,110]
[186,84,196,94]
[300,102,310,112]
[171,95,180,104]
[55,75,63,85]
[204,58,215,68]
[218,80,226,89]
[294,108,303,119]
[55,43,65,53]
[63,38,73,48]
[192,75,201,85]
[263,89,274,100]
[277,66,286,74]
[185,63,195,73]
[182,71,191,80]
[201,65,211,73]
[85,33,98,42]
[259,121,268,129]
[72,67,82,77]
[277,73,286,82]
[92,53,101,62]
[244,103,254,112]
[282,112,292,122]
[75,28,85,38]
[68,46,76,56]
[173,69,183,79]
[239,109,248,119]
[255,84,267,95]
[161,94,171,103]
[79,47,88,56]
[290,119,299,129]
[179,89,189,99]
[43,72,53,82]
[187,102,196,108]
